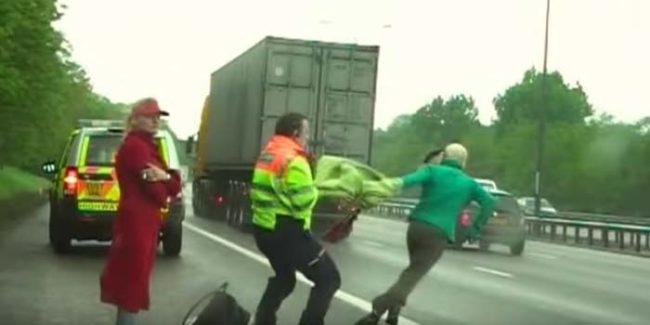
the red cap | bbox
[131,98,169,117]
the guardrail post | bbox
[550,224,556,240]
[562,225,567,242]
[646,233,649,250]
[603,229,609,248]
[635,232,641,252]
[574,226,580,244]
[543,222,549,237]
[588,228,593,246]
[619,231,625,250]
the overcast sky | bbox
[55,0,650,138]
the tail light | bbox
[63,167,78,195]
[214,195,224,206]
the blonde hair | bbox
[444,143,468,168]
[124,97,156,135]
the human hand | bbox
[142,163,170,181]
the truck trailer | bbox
[187,36,380,234]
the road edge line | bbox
[183,222,420,325]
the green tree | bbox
[371,95,480,177]
[0,0,127,171]
[493,68,594,134]
[372,69,649,217]
[411,95,480,145]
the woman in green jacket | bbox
[356,143,496,325]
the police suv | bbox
[42,120,185,255]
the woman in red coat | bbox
[100,98,181,325]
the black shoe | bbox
[386,306,400,325]
[355,312,381,325]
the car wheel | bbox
[162,222,182,257]
[453,237,465,249]
[478,239,490,252]
[453,227,466,249]
[510,240,525,256]
[49,209,71,254]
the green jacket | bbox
[314,155,401,209]
[401,159,496,242]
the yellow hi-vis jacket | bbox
[250,135,318,231]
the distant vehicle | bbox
[518,197,558,217]
[41,119,185,255]
[475,178,498,191]
[454,189,527,255]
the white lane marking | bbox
[184,222,420,325]
[527,252,558,260]
[472,266,514,278]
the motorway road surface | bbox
[1,199,650,324]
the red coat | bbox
[100,131,181,312]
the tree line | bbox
[371,68,650,217]
[0,0,128,172]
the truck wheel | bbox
[231,198,246,230]
[510,240,525,256]
[49,207,71,254]
[225,191,236,226]
[236,184,252,233]
[163,222,183,257]
[238,200,253,233]
[192,180,206,217]
[194,179,216,219]
[192,182,202,217]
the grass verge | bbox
[0,166,51,222]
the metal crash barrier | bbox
[367,200,650,256]
[525,217,650,254]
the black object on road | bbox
[182,282,251,325]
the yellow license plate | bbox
[78,201,118,211]
[86,182,103,197]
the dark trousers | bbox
[253,217,341,325]
[372,221,447,314]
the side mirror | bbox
[185,136,195,155]
[41,161,57,174]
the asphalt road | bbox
[2,198,650,325]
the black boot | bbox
[386,306,401,325]
[354,311,381,325]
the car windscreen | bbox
[494,194,521,214]
[84,134,122,166]
[541,199,553,208]
[83,133,169,167]
[523,198,553,209]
